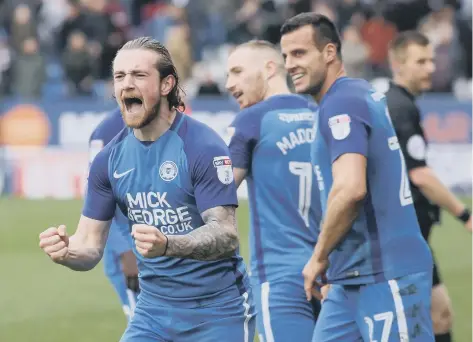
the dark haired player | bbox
[281,13,434,341]
[39,37,255,342]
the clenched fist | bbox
[39,225,70,263]
[131,224,168,258]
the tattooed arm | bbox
[165,206,239,261]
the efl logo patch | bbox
[159,161,178,182]
[328,114,351,140]
[213,156,233,185]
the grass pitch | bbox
[0,198,471,342]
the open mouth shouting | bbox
[123,96,144,114]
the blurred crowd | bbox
[0,0,471,100]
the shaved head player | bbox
[226,40,321,342]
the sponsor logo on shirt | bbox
[213,156,233,185]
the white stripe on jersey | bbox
[261,282,275,342]
[242,291,251,342]
[388,279,410,341]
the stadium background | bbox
[0,0,471,341]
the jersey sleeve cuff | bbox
[406,159,427,171]
[232,160,250,170]
[82,209,114,222]
[197,200,239,214]
[331,148,368,164]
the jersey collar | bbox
[169,110,184,132]
[389,82,416,101]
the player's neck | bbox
[134,108,176,141]
[392,77,419,97]
[313,63,346,104]
[264,79,291,100]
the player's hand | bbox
[132,224,168,258]
[302,253,329,301]
[465,216,472,232]
[120,250,139,277]
[321,284,331,302]
[39,225,70,263]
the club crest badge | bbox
[159,161,178,182]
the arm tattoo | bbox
[165,206,239,261]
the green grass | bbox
[0,198,471,342]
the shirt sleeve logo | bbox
[406,134,427,161]
[213,156,233,185]
[328,114,351,140]
[159,161,179,182]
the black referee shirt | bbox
[385,82,440,224]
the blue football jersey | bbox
[89,108,132,275]
[229,94,321,284]
[312,77,432,285]
[84,111,249,300]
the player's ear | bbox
[265,61,278,79]
[160,75,175,97]
[324,43,337,64]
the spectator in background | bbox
[166,24,192,83]
[9,4,38,53]
[0,31,12,96]
[341,24,369,79]
[62,30,94,96]
[57,0,125,81]
[11,37,45,98]
[258,0,285,44]
[37,0,71,51]
[336,0,363,31]
[82,0,125,80]
[419,5,459,92]
[0,0,41,37]
[57,1,87,52]
[227,0,261,44]
[288,0,312,16]
[197,72,222,96]
[312,1,338,24]
[0,0,470,100]
[360,10,397,76]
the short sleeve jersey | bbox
[312,77,432,285]
[84,111,249,300]
[229,94,321,284]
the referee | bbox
[387,31,472,342]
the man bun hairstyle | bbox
[118,36,185,111]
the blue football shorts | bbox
[312,271,434,341]
[252,273,320,342]
[120,284,256,342]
